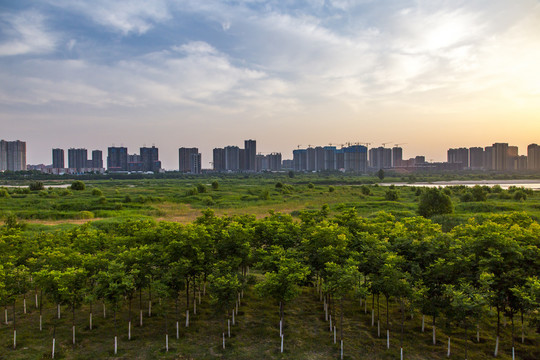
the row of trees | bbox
[0,208,539,358]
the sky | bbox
[1,0,539,170]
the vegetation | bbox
[0,175,538,358]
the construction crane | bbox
[381,141,393,147]
[394,143,407,147]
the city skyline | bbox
[1,1,539,169]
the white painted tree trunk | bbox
[90,312,93,330]
[52,338,55,358]
[128,321,131,340]
[35,293,38,308]
[235,301,238,315]
[433,325,436,345]
[334,326,336,344]
[40,315,42,331]
[340,340,344,359]
[185,310,189,327]
[232,310,235,325]
[194,299,197,315]
[73,325,76,344]
[400,347,403,360]
[512,347,515,360]
[176,321,179,339]
[228,319,231,337]
[5,308,7,324]
[198,291,201,304]
[13,329,16,349]
[281,334,284,353]
[114,336,118,355]
[477,324,480,342]
[103,303,106,318]
[364,300,367,314]
[280,319,282,337]
[23,298,26,314]
[447,337,450,357]
[222,333,225,349]
[166,334,169,352]
[58,304,61,319]
[140,310,143,327]
[387,330,390,349]
[421,315,425,332]
[371,309,374,326]
[494,336,499,357]
[329,315,332,331]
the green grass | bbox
[1,284,538,359]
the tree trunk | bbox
[128,297,132,340]
[433,316,436,345]
[386,296,390,348]
[148,284,152,317]
[139,288,143,327]
[371,293,375,326]
[164,307,168,352]
[89,301,93,330]
[114,305,118,355]
[39,290,43,331]
[58,303,61,319]
[465,323,468,360]
[511,312,515,360]
[52,322,56,359]
[340,297,344,342]
[13,301,16,349]
[400,299,404,351]
[72,302,76,345]
[494,307,500,357]
[175,296,179,339]
[521,310,524,344]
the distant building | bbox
[491,143,508,171]
[392,147,403,167]
[225,146,240,171]
[91,150,103,169]
[528,144,540,171]
[469,147,484,169]
[306,147,316,171]
[447,148,469,169]
[179,147,199,173]
[190,153,202,174]
[256,153,282,171]
[244,139,257,171]
[213,148,226,171]
[0,140,26,171]
[140,146,161,172]
[324,146,336,170]
[369,147,392,170]
[343,145,367,172]
[281,159,293,170]
[107,147,128,172]
[68,148,88,171]
[484,146,493,170]
[293,149,307,171]
[52,148,64,169]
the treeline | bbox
[0,209,539,358]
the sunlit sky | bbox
[1,0,539,169]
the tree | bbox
[71,181,85,191]
[417,188,453,218]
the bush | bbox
[329,186,335,193]
[360,185,371,195]
[513,190,527,201]
[29,181,44,191]
[418,187,453,218]
[275,182,283,189]
[186,187,198,196]
[0,188,10,198]
[211,181,219,190]
[470,185,487,201]
[385,189,399,201]
[92,188,103,196]
[76,211,95,219]
[308,183,314,189]
[124,195,132,203]
[460,192,474,202]
[197,184,207,193]
[71,180,85,191]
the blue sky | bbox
[1,0,539,169]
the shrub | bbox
[197,183,207,193]
[71,180,85,191]
[460,192,474,202]
[92,188,103,196]
[275,182,283,189]
[418,187,453,218]
[29,181,44,191]
[360,185,371,195]
[0,188,10,198]
[124,195,132,203]
[329,186,335,193]
[385,189,399,201]
[186,187,198,196]
[513,190,527,201]
[211,181,219,190]
[77,211,95,219]
[308,183,314,189]
[471,185,487,201]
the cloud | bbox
[45,0,171,35]
[0,10,57,56]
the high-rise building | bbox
[0,140,26,171]
[225,146,240,171]
[335,149,345,170]
[257,153,282,171]
[140,146,161,172]
[107,147,128,171]
[323,146,336,170]
[52,148,64,169]
[213,148,226,171]
[314,146,325,171]
[484,146,493,170]
[343,145,367,172]
[190,153,201,174]
[293,149,307,171]
[91,150,103,168]
[528,144,540,171]
[392,147,403,167]
[68,148,88,171]
[179,147,199,173]
[492,143,509,171]
[447,148,469,169]
[244,139,256,171]
[306,147,316,171]
[369,147,392,169]
[469,147,484,169]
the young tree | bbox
[417,188,453,218]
